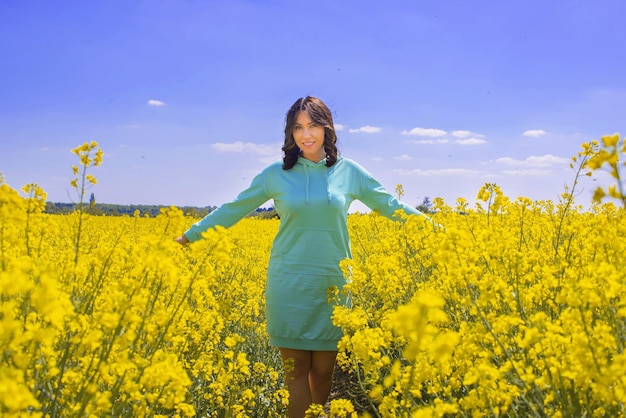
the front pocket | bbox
[277,227,345,275]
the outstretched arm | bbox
[352,162,442,229]
[177,170,271,244]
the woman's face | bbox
[293,111,326,162]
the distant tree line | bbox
[44,202,280,219]
[44,202,213,217]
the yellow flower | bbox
[304,403,324,417]
[592,186,606,203]
[608,184,621,199]
[601,133,619,147]
[94,148,104,166]
[328,398,357,417]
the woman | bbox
[175,96,432,417]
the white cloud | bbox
[451,130,484,138]
[495,154,570,167]
[211,141,278,156]
[147,99,166,107]
[334,123,345,131]
[401,127,447,137]
[523,129,547,138]
[349,125,381,133]
[406,138,449,144]
[455,138,487,145]
[395,168,477,176]
[395,154,412,160]
[502,169,553,176]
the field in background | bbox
[1,136,625,417]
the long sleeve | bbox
[184,170,271,242]
[350,160,430,221]
[360,175,429,220]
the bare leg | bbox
[280,348,312,418]
[309,350,337,406]
[280,348,338,417]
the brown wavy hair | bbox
[282,96,339,170]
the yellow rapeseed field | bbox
[1,136,625,417]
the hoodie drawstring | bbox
[303,163,310,205]
[325,168,331,204]
[301,159,331,205]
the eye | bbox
[294,125,302,130]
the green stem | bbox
[74,165,88,266]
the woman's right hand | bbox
[174,235,190,245]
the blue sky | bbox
[1,0,624,211]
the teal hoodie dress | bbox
[184,156,430,351]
